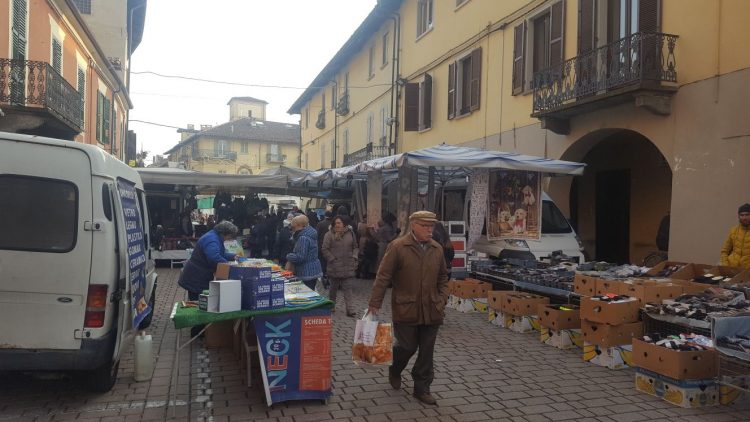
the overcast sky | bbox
[128,0,377,162]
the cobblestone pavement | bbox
[2,267,750,421]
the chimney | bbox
[201,124,212,131]
[187,124,194,130]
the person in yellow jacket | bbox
[720,203,750,269]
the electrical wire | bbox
[128,119,184,129]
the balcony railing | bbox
[532,32,678,116]
[315,110,325,129]
[343,143,390,166]
[266,153,287,163]
[191,149,237,161]
[0,59,84,132]
[336,92,349,116]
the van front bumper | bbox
[0,331,115,371]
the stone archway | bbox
[237,166,253,175]
[548,129,672,264]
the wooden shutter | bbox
[447,62,456,119]
[469,48,482,111]
[404,82,419,132]
[52,39,62,74]
[639,0,660,32]
[113,108,117,146]
[549,2,564,66]
[12,0,27,60]
[422,74,432,129]
[77,68,85,97]
[512,22,525,95]
[578,0,595,54]
[103,97,111,144]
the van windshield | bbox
[541,200,572,234]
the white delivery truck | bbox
[0,133,157,391]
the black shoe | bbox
[389,374,401,390]
[346,311,357,318]
[413,392,437,405]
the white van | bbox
[0,133,157,391]
[472,193,586,263]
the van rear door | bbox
[0,142,93,349]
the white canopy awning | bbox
[291,144,585,186]
[137,167,288,193]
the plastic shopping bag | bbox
[352,311,393,366]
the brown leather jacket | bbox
[368,233,450,325]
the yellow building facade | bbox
[165,98,300,175]
[290,0,750,265]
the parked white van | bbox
[472,193,586,263]
[0,133,157,391]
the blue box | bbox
[230,265,272,282]
[241,278,271,296]
[242,293,271,311]
[270,290,285,309]
[271,277,285,294]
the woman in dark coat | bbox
[321,217,358,316]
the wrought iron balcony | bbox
[266,153,287,163]
[531,32,678,131]
[343,143,390,166]
[0,59,84,135]
[336,92,349,116]
[315,110,326,129]
[191,149,237,161]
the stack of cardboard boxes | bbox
[499,292,549,333]
[538,304,583,349]
[633,338,720,408]
[447,279,492,313]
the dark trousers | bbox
[390,323,440,394]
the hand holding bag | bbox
[352,310,393,366]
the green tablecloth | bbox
[171,300,334,329]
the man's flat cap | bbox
[409,211,438,222]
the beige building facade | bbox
[165,97,300,175]
[290,0,750,265]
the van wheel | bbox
[137,287,156,330]
[85,359,120,392]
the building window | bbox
[380,107,387,145]
[417,0,434,37]
[331,84,337,110]
[382,32,389,66]
[447,48,481,119]
[512,1,564,94]
[305,108,309,129]
[73,0,91,14]
[247,110,253,118]
[215,140,229,157]
[240,142,248,154]
[77,66,85,122]
[368,45,375,78]
[404,74,432,131]
[366,113,374,144]
[51,38,63,74]
[96,91,111,144]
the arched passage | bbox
[548,129,672,264]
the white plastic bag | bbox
[352,311,393,366]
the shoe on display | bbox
[413,392,437,405]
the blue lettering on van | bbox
[117,180,150,327]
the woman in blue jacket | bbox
[178,221,239,300]
[286,215,323,290]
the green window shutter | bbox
[112,107,117,146]
[12,0,27,60]
[52,39,62,74]
[103,97,111,144]
[96,92,102,141]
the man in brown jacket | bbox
[368,211,450,405]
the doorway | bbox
[595,169,630,263]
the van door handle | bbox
[84,220,103,231]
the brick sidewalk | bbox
[1,268,749,421]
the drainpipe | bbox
[330,79,338,167]
[388,13,401,155]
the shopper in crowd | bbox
[316,210,334,277]
[720,203,750,269]
[273,216,295,266]
[336,205,353,227]
[358,227,379,279]
[178,221,239,337]
[368,211,450,406]
[321,216,358,317]
[432,221,455,271]
[357,213,368,245]
[286,215,323,290]
[375,211,398,267]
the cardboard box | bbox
[241,293,271,311]
[509,315,541,333]
[581,320,643,347]
[632,338,718,380]
[668,279,709,295]
[455,297,488,313]
[580,296,640,325]
[662,377,719,408]
[502,292,549,317]
[619,280,684,305]
[583,342,633,369]
[487,290,512,311]
[646,261,689,277]
[204,320,235,349]
[596,279,625,295]
[453,279,492,299]
[537,304,581,330]
[635,368,665,397]
[574,273,598,296]
[271,276,286,294]
[230,265,272,283]
[541,327,582,349]
[720,383,750,405]
[207,279,242,313]
[215,262,233,280]
[270,290,285,309]
[671,263,713,281]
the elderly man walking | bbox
[368,211,450,405]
